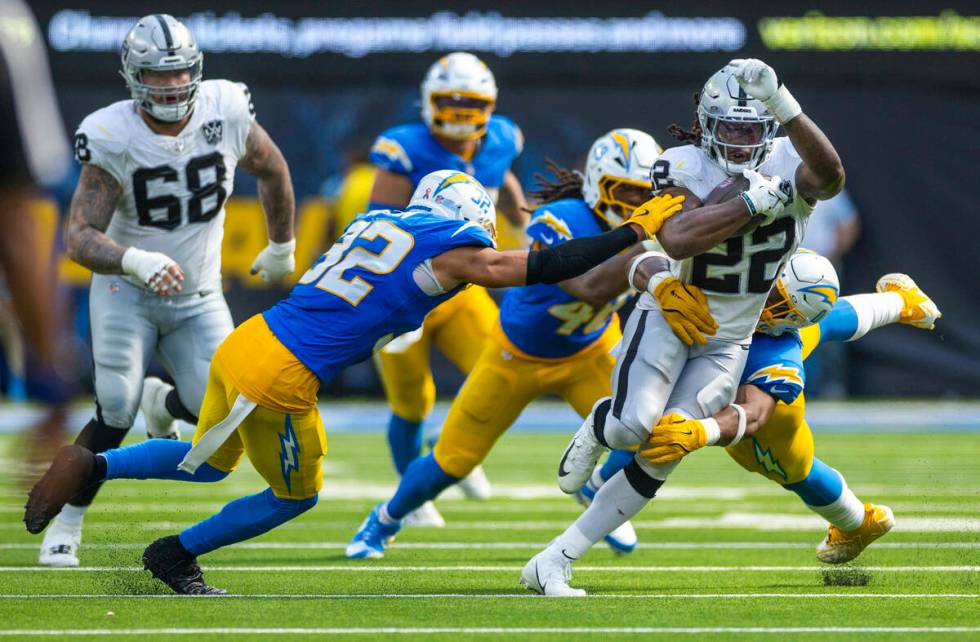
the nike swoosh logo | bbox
[680,430,693,436]
[561,549,576,561]
[558,440,575,477]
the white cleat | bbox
[520,549,587,597]
[38,516,81,567]
[458,465,492,501]
[558,406,608,494]
[140,377,180,440]
[403,501,446,527]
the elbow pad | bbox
[526,226,635,285]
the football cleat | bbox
[876,273,941,330]
[458,465,492,501]
[816,503,895,564]
[143,535,226,595]
[403,501,446,528]
[346,504,402,559]
[575,481,637,554]
[558,403,609,494]
[140,377,181,440]
[520,549,587,597]
[38,515,81,567]
[24,445,97,535]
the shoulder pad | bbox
[527,202,577,246]
[651,145,704,193]
[742,333,805,405]
[489,115,524,156]
[370,131,414,174]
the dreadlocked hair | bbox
[523,158,584,212]
[667,91,703,146]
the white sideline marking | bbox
[1,626,978,635]
[2,565,977,572]
[0,593,975,600]
[2,541,979,551]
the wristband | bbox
[763,84,802,125]
[627,250,668,291]
[267,238,296,256]
[701,417,721,446]
[728,403,747,446]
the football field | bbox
[1,425,978,641]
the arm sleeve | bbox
[526,226,635,285]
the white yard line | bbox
[0,592,975,600]
[1,626,979,636]
[1,541,978,550]
[2,565,977,572]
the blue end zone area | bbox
[1,400,979,434]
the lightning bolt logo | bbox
[529,211,573,242]
[279,416,300,494]
[747,364,803,388]
[371,137,413,172]
[752,437,787,481]
[434,172,476,195]
[799,284,839,307]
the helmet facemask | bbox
[757,278,809,336]
[595,175,652,227]
[756,250,840,336]
[428,91,495,141]
[699,106,778,175]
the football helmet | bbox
[421,52,497,141]
[408,170,497,244]
[757,249,839,336]
[120,14,203,123]
[698,63,779,175]
[582,129,661,226]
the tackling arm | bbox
[558,245,643,308]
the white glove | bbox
[250,239,296,282]
[729,58,802,124]
[740,168,791,223]
[121,247,183,296]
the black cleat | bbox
[24,445,97,534]
[143,535,226,595]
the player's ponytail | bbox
[525,159,585,212]
[667,92,703,146]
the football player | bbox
[522,252,940,594]
[369,52,528,520]
[346,130,717,559]
[37,14,297,567]
[542,58,847,593]
[25,170,684,595]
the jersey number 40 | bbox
[299,219,414,306]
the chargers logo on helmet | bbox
[757,250,840,335]
[582,129,661,227]
[409,170,498,245]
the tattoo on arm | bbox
[240,122,295,243]
[65,164,126,273]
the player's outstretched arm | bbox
[558,245,644,308]
[640,384,776,465]
[496,170,529,228]
[66,164,184,295]
[432,194,684,289]
[240,122,297,281]
[729,58,845,203]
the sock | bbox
[102,439,228,483]
[69,416,128,507]
[387,414,424,476]
[57,503,88,528]
[785,457,865,532]
[164,389,198,424]
[386,453,458,520]
[550,524,593,561]
[567,462,663,551]
[597,449,635,484]
[179,488,317,556]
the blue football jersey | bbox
[499,198,627,359]
[370,115,523,192]
[741,331,806,404]
[263,210,494,382]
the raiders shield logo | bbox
[202,120,223,145]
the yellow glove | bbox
[876,273,941,330]
[652,277,718,346]
[623,194,685,239]
[640,413,708,465]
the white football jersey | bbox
[642,137,813,341]
[74,79,254,293]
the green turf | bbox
[1,430,978,641]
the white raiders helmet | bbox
[421,52,497,141]
[757,250,840,336]
[582,128,661,226]
[120,14,203,123]
[698,63,779,175]
[408,170,497,244]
